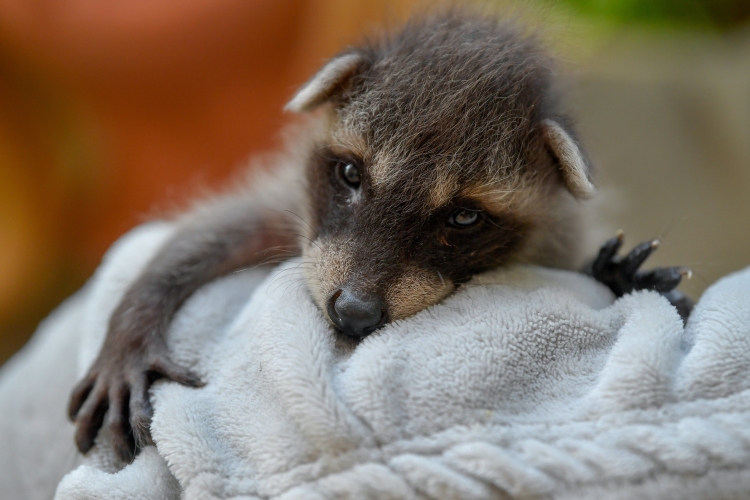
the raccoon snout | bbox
[326,288,389,339]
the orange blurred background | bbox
[1,0,749,365]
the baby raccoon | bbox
[68,11,691,460]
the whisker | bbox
[283,210,314,233]
[656,212,695,242]
[264,262,313,292]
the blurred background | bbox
[0,0,748,365]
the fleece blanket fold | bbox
[2,222,750,499]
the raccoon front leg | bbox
[68,189,302,461]
[584,232,693,321]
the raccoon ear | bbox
[285,53,366,113]
[541,119,596,199]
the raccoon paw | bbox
[68,339,204,462]
[585,232,693,320]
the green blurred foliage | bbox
[548,0,750,29]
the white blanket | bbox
[2,222,750,499]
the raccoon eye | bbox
[338,161,361,188]
[448,208,480,227]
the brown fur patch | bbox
[328,125,371,164]
[461,176,549,218]
[302,237,356,313]
[428,173,459,209]
[385,267,455,321]
[367,150,399,191]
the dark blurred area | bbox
[1,0,748,365]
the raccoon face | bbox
[288,13,595,338]
[301,143,534,337]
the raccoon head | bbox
[286,14,595,338]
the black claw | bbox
[109,417,135,462]
[108,387,136,462]
[74,389,109,454]
[128,374,154,453]
[132,421,154,451]
[634,266,683,294]
[592,232,624,277]
[622,240,659,277]
[68,378,94,421]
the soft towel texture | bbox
[1,222,749,499]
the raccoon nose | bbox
[327,288,388,338]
